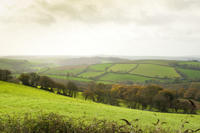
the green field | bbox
[0,81,199,130]
[178,61,200,66]
[44,68,84,75]
[47,75,92,82]
[78,71,105,78]
[88,63,112,71]
[131,64,180,78]
[177,68,200,80]
[99,73,153,83]
[108,64,137,73]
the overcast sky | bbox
[0,0,200,56]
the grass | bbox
[177,68,200,80]
[99,73,153,83]
[47,75,92,82]
[108,64,137,73]
[0,81,200,131]
[44,68,85,75]
[78,71,105,78]
[178,61,200,67]
[88,63,112,71]
[131,64,180,78]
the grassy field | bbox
[88,63,112,71]
[107,64,137,73]
[130,64,180,78]
[177,68,200,80]
[78,71,105,78]
[44,68,84,75]
[47,75,92,82]
[99,73,153,83]
[178,61,200,66]
[0,81,200,130]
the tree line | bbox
[83,83,200,114]
[18,73,78,98]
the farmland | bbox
[1,58,200,84]
[34,60,200,84]
[47,75,93,82]
[130,64,180,78]
[88,63,112,71]
[177,68,200,80]
[0,81,200,131]
[107,64,137,73]
[78,71,105,78]
[99,73,153,83]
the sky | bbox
[0,0,200,56]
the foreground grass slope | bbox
[0,81,199,130]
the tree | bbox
[184,88,198,100]
[19,73,40,87]
[122,85,140,108]
[19,73,31,86]
[66,81,78,98]
[83,82,96,101]
[28,73,40,87]
[39,76,55,92]
[137,85,162,109]
[54,83,66,95]
[153,89,174,112]
[0,69,12,81]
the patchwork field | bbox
[2,58,200,84]
[107,64,137,73]
[0,81,200,131]
[130,64,180,78]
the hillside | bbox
[0,81,200,130]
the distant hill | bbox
[0,58,35,73]
[2,56,200,86]
[3,56,129,66]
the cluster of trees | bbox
[0,69,12,81]
[19,73,78,98]
[82,82,119,105]
[83,83,199,114]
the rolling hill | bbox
[41,60,200,84]
[0,81,200,131]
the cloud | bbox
[0,0,200,26]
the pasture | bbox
[130,64,180,78]
[88,63,112,71]
[107,64,137,73]
[177,68,200,80]
[99,73,153,83]
[0,81,199,131]
[47,75,92,82]
[78,71,105,78]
